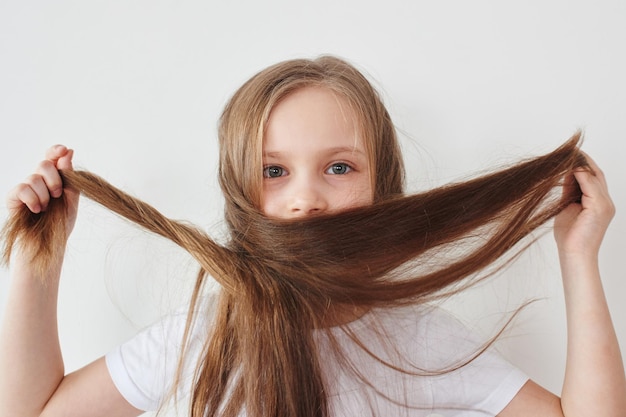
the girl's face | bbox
[261,86,373,219]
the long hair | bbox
[2,56,587,417]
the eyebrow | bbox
[263,146,367,158]
[326,146,367,157]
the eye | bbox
[326,163,352,175]
[263,165,287,178]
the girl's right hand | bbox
[7,145,79,237]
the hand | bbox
[7,145,79,237]
[553,153,615,259]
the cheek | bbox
[259,194,272,216]
[259,187,279,216]
[355,187,374,207]
[340,179,374,208]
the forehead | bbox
[264,86,365,154]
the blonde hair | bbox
[218,56,404,232]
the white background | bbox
[1,0,624,413]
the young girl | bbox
[0,56,624,417]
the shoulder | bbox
[105,291,220,411]
[351,303,530,414]
[364,303,483,356]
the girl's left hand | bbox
[553,153,615,259]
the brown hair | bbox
[2,56,587,417]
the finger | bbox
[572,168,614,217]
[56,148,74,171]
[573,159,609,193]
[43,144,70,166]
[35,160,64,199]
[573,170,602,200]
[8,177,51,214]
[560,171,581,204]
[56,149,80,206]
[570,152,610,199]
[578,151,606,181]
[9,184,41,213]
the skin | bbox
[0,146,141,417]
[500,157,625,416]
[261,87,373,218]
[0,87,624,416]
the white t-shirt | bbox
[106,294,528,416]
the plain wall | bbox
[1,0,624,414]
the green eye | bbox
[327,163,351,175]
[264,166,285,178]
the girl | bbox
[0,56,624,417]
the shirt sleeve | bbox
[105,296,214,411]
[418,305,529,415]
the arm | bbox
[555,154,625,415]
[500,153,626,416]
[0,146,141,417]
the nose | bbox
[287,183,328,218]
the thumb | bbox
[57,148,74,171]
